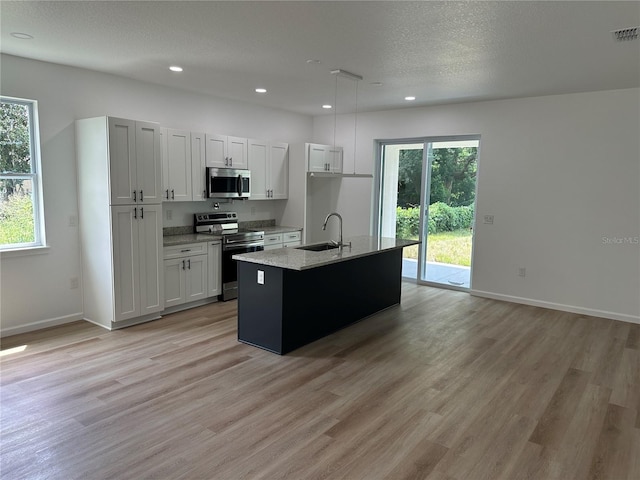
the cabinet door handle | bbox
[187,259,191,269]
[140,190,143,202]
[133,207,137,219]
[182,260,186,270]
[140,207,144,219]
[165,189,170,199]
[225,157,229,166]
[180,249,191,252]
[229,157,233,166]
[203,189,206,198]
[133,190,137,202]
[171,189,175,199]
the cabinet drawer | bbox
[283,231,301,243]
[164,242,207,259]
[264,233,283,246]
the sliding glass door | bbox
[377,136,479,290]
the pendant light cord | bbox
[333,74,338,153]
[353,79,358,174]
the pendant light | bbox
[329,69,372,178]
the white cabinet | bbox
[207,241,222,297]
[108,117,163,205]
[76,116,164,329]
[163,243,208,308]
[308,143,343,174]
[270,142,289,199]
[161,128,192,202]
[248,139,289,200]
[264,233,283,251]
[205,134,248,169]
[263,231,302,250]
[191,132,207,201]
[282,231,302,247]
[112,205,164,321]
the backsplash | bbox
[163,226,194,236]
[239,219,276,229]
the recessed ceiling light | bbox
[322,105,332,109]
[405,96,416,101]
[10,32,33,40]
[255,88,267,93]
[169,65,183,72]
[306,59,321,64]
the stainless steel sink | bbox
[295,242,340,252]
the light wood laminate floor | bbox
[1,283,638,479]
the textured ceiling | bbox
[1,1,639,116]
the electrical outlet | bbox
[166,209,172,220]
[518,267,526,277]
[70,277,79,289]
[483,215,494,224]
[257,270,264,285]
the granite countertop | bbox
[163,222,301,247]
[163,233,222,247]
[233,235,420,271]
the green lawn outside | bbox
[402,229,472,266]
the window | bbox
[0,96,46,251]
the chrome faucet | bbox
[322,212,351,249]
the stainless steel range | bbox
[194,212,264,301]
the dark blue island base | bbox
[237,248,403,354]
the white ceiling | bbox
[1,1,639,116]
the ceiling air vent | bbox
[612,26,639,42]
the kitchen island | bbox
[233,236,419,354]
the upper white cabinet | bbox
[307,143,343,174]
[161,128,192,202]
[270,142,289,199]
[108,117,162,205]
[247,139,289,200]
[205,134,248,169]
[191,132,207,201]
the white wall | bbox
[0,54,312,335]
[314,88,640,323]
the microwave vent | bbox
[612,27,639,42]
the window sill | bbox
[0,245,51,258]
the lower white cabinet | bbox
[263,231,301,250]
[207,241,222,297]
[282,231,302,248]
[164,243,208,308]
[112,204,164,322]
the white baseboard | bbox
[1,312,84,337]
[470,290,640,325]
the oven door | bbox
[221,242,264,301]
[207,168,251,199]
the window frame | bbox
[0,96,47,253]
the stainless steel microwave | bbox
[207,168,251,199]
